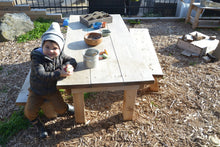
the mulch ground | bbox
[0,20,219,146]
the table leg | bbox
[185,5,194,24]
[72,91,85,123]
[149,76,159,92]
[123,89,137,121]
[192,8,203,29]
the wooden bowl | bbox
[84,32,102,46]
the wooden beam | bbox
[16,71,30,105]
[123,89,137,121]
[27,13,62,21]
[0,5,30,11]
[197,20,220,28]
[72,92,85,124]
[69,85,140,93]
[0,1,15,7]
[0,12,62,22]
[25,9,47,15]
[149,76,159,92]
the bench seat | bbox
[16,71,30,105]
[130,28,163,91]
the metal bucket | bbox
[83,49,99,68]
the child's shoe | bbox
[31,118,48,139]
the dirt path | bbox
[1,20,219,146]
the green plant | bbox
[16,18,52,43]
[59,89,65,92]
[38,109,45,117]
[150,101,158,107]
[0,86,8,93]
[0,108,30,145]
[189,61,196,66]
[211,27,220,31]
[84,92,90,100]
[61,28,67,34]
[127,19,141,24]
[84,92,96,100]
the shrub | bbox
[16,18,52,43]
[0,108,30,145]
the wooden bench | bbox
[130,28,163,91]
[16,28,163,105]
[16,70,30,105]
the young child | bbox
[24,22,77,138]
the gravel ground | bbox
[0,19,219,146]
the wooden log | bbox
[177,38,205,56]
[0,5,30,11]
[177,32,219,56]
[28,13,62,21]
[0,1,15,7]
[212,43,220,60]
[0,12,62,22]
[25,9,47,15]
[0,10,46,18]
[43,13,62,21]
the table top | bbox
[193,3,220,10]
[57,14,154,89]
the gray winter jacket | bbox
[30,48,77,95]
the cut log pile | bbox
[177,31,219,58]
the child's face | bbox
[42,40,61,59]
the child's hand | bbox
[59,64,74,77]
[64,64,74,73]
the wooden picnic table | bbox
[57,14,154,124]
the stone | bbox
[0,13,34,41]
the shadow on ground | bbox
[30,113,124,146]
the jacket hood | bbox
[31,48,53,61]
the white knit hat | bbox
[41,22,64,50]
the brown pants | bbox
[24,89,67,121]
